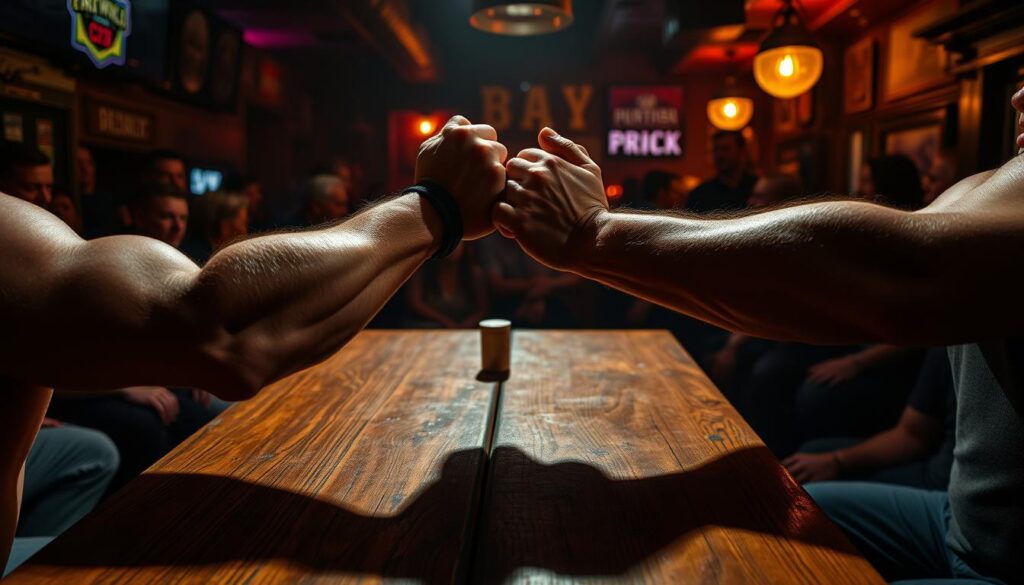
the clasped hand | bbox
[415,116,609,270]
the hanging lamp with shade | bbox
[707,49,754,131]
[469,1,573,36]
[753,0,823,99]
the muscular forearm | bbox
[9,194,440,398]
[572,202,1022,345]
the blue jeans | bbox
[806,482,1003,584]
[19,426,119,536]
[3,537,53,578]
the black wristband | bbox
[404,180,463,259]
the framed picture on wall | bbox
[884,0,956,102]
[844,37,874,113]
[883,123,943,180]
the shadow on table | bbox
[27,446,853,584]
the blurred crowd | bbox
[0,127,969,564]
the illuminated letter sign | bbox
[607,86,684,158]
[68,0,132,69]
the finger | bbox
[504,179,531,206]
[538,127,594,167]
[441,115,471,133]
[782,456,796,467]
[1013,88,1024,112]
[505,157,535,182]
[487,139,508,164]
[149,396,171,425]
[468,124,498,142]
[159,390,180,423]
[492,201,521,238]
[516,148,547,163]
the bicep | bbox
[0,195,203,388]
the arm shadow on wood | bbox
[26,446,851,584]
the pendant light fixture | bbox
[753,0,823,99]
[469,1,573,36]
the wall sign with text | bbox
[607,86,684,158]
[67,0,132,69]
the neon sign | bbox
[67,0,132,69]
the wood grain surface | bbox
[8,330,883,584]
[471,330,884,584]
[8,330,499,585]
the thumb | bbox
[537,127,592,167]
[492,202,519,239]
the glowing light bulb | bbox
[778,54,795,78]
[723,100,738,119]
[418,119,435,136]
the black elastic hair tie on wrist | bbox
[403,180,463,259]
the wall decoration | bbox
[606,86,684,158]
[3,112,23,142]
[66,0,132,69]
[884,123,942,178]
[848,130,864,194]
[844,37,874,113]
[884,0,956,101]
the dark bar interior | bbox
[1,0,1022,583]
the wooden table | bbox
[8,330,884,584]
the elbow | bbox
[196,330,280,401]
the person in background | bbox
[706,173,806,398]
[182,190,249,265]
[784,348,955,490]
[5,419,119,578]
[303,174,349,225]
[140,149,189,195]
[128,182,190,249]
[685,130,757,214]
[406,242,489,329]
[49,188,82,235]
[0,143,53,208]
[224,173,267,232]
[636,170,686,210]
[478,234,582,327]
[857,154,925,210]
[75,146,118,238]
[923,148,958,205]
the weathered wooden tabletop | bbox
[8,330,883,584]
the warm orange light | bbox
[605,184,623,199]
[753,45,823,98]
[417,118,436,136]
[707,96,754,131]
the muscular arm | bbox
[498,128,1024,345]
[0,193,442,398]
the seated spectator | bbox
[303,174,349,225]
[634,170,685,210]
[224,173,267,231]
[76,145,118,238]
[140,149,189,195]
[49,188,82,235]
[746,172,804,208]
[5,418,119,576]
[0,143,53,208]
[923,147,957,205]
[182,190,249,265]
[128,182,189,249]
[685,130,757,214]
[47,387,216,491]
[18,418,119,536]
[478,233,581,327]
[406,243,489,328]
[857,154,925,210]
[784,348,955,490]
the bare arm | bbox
[0,115,507,399]
[783,406,943,482]
[496,128,1024,345]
